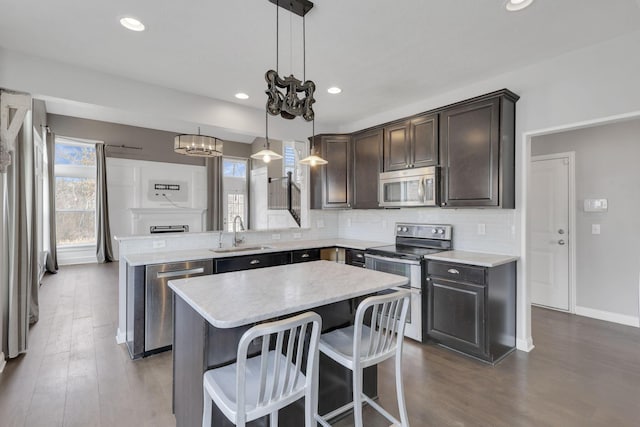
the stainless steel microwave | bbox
[379,166,439,207]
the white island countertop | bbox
[123,238,387,266]
[168,260,408,328]
[425,250,518,267]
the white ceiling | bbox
[1,0,640,135]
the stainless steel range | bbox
[365,223,452,342]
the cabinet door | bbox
[440,97,500,207]
[352,128,383,209]
[322,135,352,208]
[427,277,487,358]
[410,113,438,168]
[383,121,410,171]
[291,248,321,263]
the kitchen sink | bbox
[210,245,274,254]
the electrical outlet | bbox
[477,223,486,235]
[271,233,281,240]
[316,219,325,229]
[293,232,302,239]
[152,240,166,249]
[346,218,352,227]
[592,224,601,235]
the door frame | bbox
[530,151,576,314]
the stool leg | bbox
[353,366,364,427]
[269,410,278,426]
[395,356,409,427]
[202,384,212,427]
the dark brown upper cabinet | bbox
[351,128,383,209]
[310,134,352,209]
[439,90,518,208]
[383,113,438,171]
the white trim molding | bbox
[0,352,6,372]
[516,338,535,352]
[575,306,640,328]
[116,328,126,344]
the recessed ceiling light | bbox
[120,17,145,32]
[235,93,250,100]
[505,0,534,12]
[327,87,342,95]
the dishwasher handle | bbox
[156,267,205,279]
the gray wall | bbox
[531,118,640,318]
[47,114,252,165]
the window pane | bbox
[56,177,96,210]
[56,211,96,246]
[223,159,246,177]
[226,193,245,232]
[55,143,96,166]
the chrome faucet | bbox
[232,215,245,247]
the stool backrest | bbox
[354,290,411,365]
[236,311,322,416]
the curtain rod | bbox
[105,144,142,150]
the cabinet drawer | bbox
[291,248,321,263]
[345,249,366,267]
[428,261,485,285]
[215,252,289,273]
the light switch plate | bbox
[584,199,608,212]
[592,224,601,235]
[271,233,281,240]
[316,219,325,229]
[293,232,302,239]
[477,223,486,235]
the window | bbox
[54,139,96,247]
[222,157,248,232]
[282,140,304,185]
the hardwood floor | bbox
[1,262,639,426]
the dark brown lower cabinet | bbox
[426,260,516,364]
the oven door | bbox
[364,254,423,342]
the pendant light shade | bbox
[174,128,223,157]
[299,154,327,166]
[251,147,283,163]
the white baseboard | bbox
[116,329,126,344]
[0,352,6,373]
[516,337,535,352]
[575,306,640,328]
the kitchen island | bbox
[168,260,408,427]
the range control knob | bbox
[437,229,444,234]
[402,227,408,232]
[397,226,402,232]
[431,228,437,234]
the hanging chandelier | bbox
[252,0,327,166]
[174,127,223,157]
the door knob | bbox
[558,240,565,245]
[558,229,565,234]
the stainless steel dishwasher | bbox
[145,260,213,353]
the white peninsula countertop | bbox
[123,238,387,266]
[168,260,407,328]
[425,250,518,267]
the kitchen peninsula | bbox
[168,260,408,427]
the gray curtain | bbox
[206,156,224,230]
[1,107,38,359]
[44,129,58,272]
[95,143,113,263]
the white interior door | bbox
[530,155,571,311]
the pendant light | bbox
[261,0,327,166]
[299,118,327,166]
[174,127,223,157]
[251,110,283,163]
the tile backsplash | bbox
[337,208,519,255]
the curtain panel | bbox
[1,107,38,358]
[44,129,58,272]
[95,143,113,263]
[206,156,224,231]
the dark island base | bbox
[173,296,377,427]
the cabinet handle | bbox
[441,202,447,206]
[250,259,260,265]
[356,254,363,258]
[301,253,310,258]
[447,268,460,274]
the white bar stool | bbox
[202,311,322,427]
[315,290,411,427]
